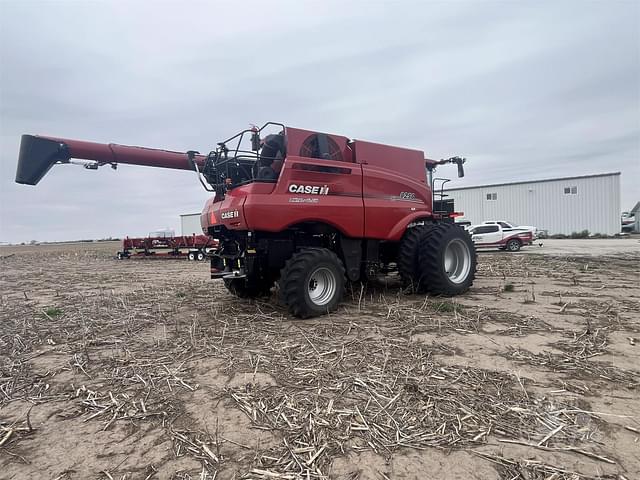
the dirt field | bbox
[1,240,638,480]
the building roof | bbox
[445,172,620,192]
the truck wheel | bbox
[188,252,196,261]
[197,251,205,261]
[279,248,346,318]
[417,223,476,295]
[398,224,433,292]
[506,239,521,252]
[223,277,273,298]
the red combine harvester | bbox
[117,234,217,260]
[16,122,476,317]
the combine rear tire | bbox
[417,223,476,295]
[506,239,521,252]
[398,224,433,292]
[223,276,273,298]
[279,248,345,318]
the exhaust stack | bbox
[15,135,207,185]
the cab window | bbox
[472,225,499,234]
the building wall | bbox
[446,173,620,235]
[180,214,202,236]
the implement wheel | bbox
[417,223,476,295]
[398,224,433,292]
[279,248,345,318]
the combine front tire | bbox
[398,224,433,292]
[417,223,476,295]
[279,248,346,318]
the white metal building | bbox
[445,172,621,235]
[180,213,202,236]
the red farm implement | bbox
[117,234,218,260]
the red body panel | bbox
[206,156,365,237]
[202,136,435,241]
[354,141,431,240]
[352,140,427,183]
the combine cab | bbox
[16,122,476,317]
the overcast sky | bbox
[1,0,638,243]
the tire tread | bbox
[398,224,434,292]
[417,223,477,295]
[279,248,345,318]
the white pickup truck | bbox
[468,223,534,252]
[482,220,537,237]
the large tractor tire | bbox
[417,223,476,295]
[398,224,434,292]
[223,276,273,298]
[279,248,346,318]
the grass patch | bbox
[42,307,63,318]
[503,283,515,292]
[434,301,460,313]
[176,291,186,298]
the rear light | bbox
[209,211,217,225]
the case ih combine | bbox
[16,122,476,317]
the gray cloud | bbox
[1,0,638,242]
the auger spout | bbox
[15,134,207,185]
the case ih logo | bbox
[220,210,239,219]
[288,184,329,195]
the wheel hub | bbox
[444,239,472,284]
[307,267,336,306]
